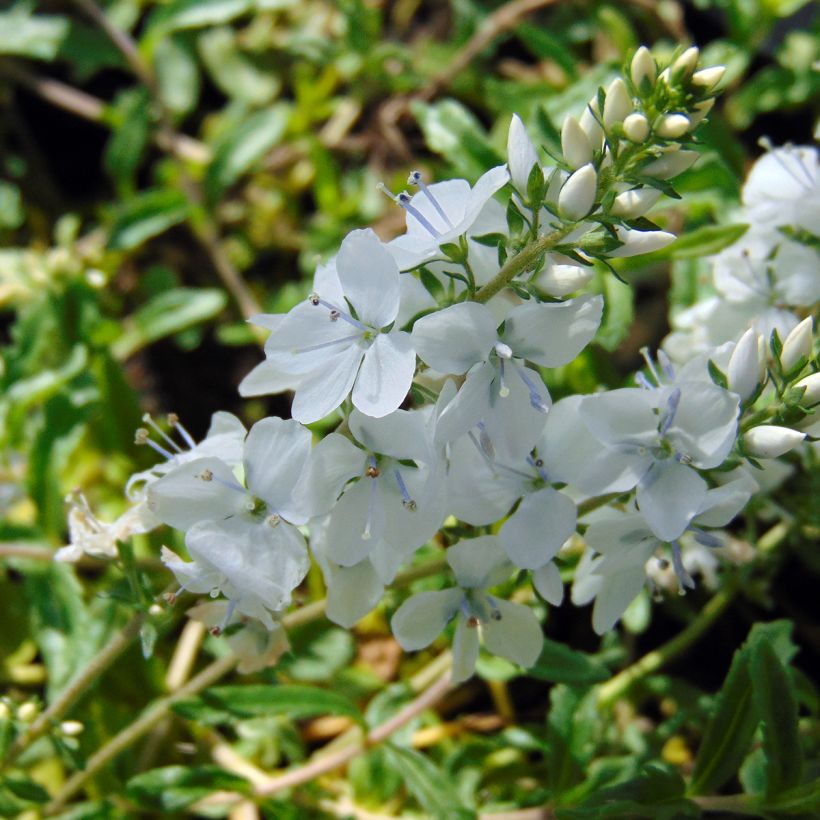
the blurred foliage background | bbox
[0,0,818,817]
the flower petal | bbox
[446,535,511,589]
[507,114,540,194]
[451,614,481,683]
[326,477,385,566]
[336,228,400,328]
[481,598,543,669]
[412,302,498,375]
[391,589,463,650]
[324,558,384,628]
[637,460,708,542]
[352,331,415,418]
[533,562,564,605]
[291,342,364,424]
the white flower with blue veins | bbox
[391,536,544,682]
[148,417,315,630]
[240,229,416,423]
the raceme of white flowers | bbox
[60,46,819,684]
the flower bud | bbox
[656,114,692,139]
[559,163,597,220]
[688,98,715,127]
[692,65,726,89]
[18,702,38,722]
[507,113,540,194]
[631,46,656,89]
[538,262,594,297]
[579,97,603,149]
[607,227,676,258]
[672,46,699,80]
[795,372,820,406]
[743,425,806,459]
[623,112,650,143]
[610,187,662,218]
[781,317,813,372]
[728,328,761,401]
[603,78,633,127]
[60,720,85,736]
[643,148,699,179]
[561,115,593,169]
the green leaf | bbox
[528,637,610,684]
[750,639,803,795]
[154,35,201,117]
[145,0,254,40]
[126,766,249,811]
[688,645,758,796]
[0,181,24,230]
[108,189,191,250]
[112,287,227,359]
[382,743,471,818]
[665,223,749,260]
[205,104,291,202]
[0,10,68,60]
[3,776,50,803]
[707,359,728,389]
[177,684,364,725]
[760,779,820,815]
[104,88,152,191]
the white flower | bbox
[242,229,416,423]
[558,164,597,220]
[391,536,543,682]
[743,425,806,459]
[413,296,603,455]
[384,166,510,271]
[55,494,158,562]
[603,78,633,127]
[149,418,315,628]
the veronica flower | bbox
[240,229,416,423]
[391,536,544,682]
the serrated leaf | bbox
[112,287,226,359]
[665,223,749,260]
[383,743,469,818]
[108,189,191,250]
[181,684,364,725]
[205,104,291,202]
[750,640,803,795]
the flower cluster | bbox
[60,47,818,683]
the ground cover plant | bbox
[0,1,819,818]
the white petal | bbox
[326,478,385,566]
[533,562,563,605]
[446,535,511,589]
[381,464,448,553]
[243,417,311,518]
[161,546,223,595]
[291,342,364,424]
[607,228,676,258]
[451,615,481,683]
[507,114,540,194]
[397,273,437,327]
[694,478,754,528]
[503,294,603,367]
[349,407,431,464]
[391,589,463,650]
[433,362,494,446]
[499,487,576,570]
[296,433,365,518]
[147,457,247,531]
[352,331,415,418]
[637,460,708,542]
[451,165,510,236]
[592,566,647,634]
[579,388,658,449]
[336,228,400,328]
[481,598,543,669]
[559,164,597,220]
[239,360,301,397]
[324,559,384,628]
[412,302,498,374]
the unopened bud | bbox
[643,148,699,179]
[623,112,650,143]
[607,228,676,258]
[60,720,85,736]
[18,702,38,722]
[558,163,597,220]
[603,78,633,127]
[781,317,813,372]
[728,328,761,401]
[561,116,593,169]
[631,46,656,89]
[744,425,806,459]
[579,98,603,150]
[611,187,662,218]
[656,114,692,139]
[692,65,726,89]
[795,372,820,406]
[538,263,594,297]
[672,46,699,80]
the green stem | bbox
[2,612,146,769]
[692,794,759,816]
[596,585,736,708]
[473,226,572,303]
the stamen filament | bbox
[498,359,510,398]
[639,346,662,387]
[527,454,550,482]
[659,388,682,435]
[513,362,549,413]
[311,296,368,331]
[670,540,696,593]
[169,414,196,449]
[394,469,416,511]
[409,170,454,229]
[362,473,379,541]
[142,413,183,453]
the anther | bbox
[490,609,503,621]
[309,293,321,306]
[366,465,380,478]
[266,514,281,528]
[494,342,513,360]
[135,427,174,460]
[329,309,340,321]
[143,412,183,453]
[199,469,213,481]
[466,616,480,628]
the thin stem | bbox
[2,612,146,768]
[474,227,572,303]
[596,585,735,708]
[692,794,759,815]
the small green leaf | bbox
[108,189,191,251]
[104,88,152,191]
[750,639,803,795]
[112,287,226,359]
[205,104,291,202]
[0,10,68,60]
[529,637,610,684]
[127,766,249,811]
[707,359,728,389]
[3,777,50,803]
[665,223,749,260]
